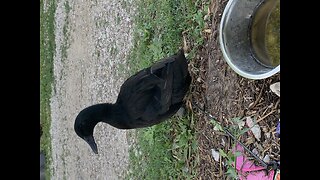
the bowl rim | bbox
[219,0,280,80]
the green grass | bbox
[40,0,56,179]
[126,0,210,179]
[128,0,210,73]
[127,114,199,179]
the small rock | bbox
[237,120,245,130]
[204,14,210,21]
[211,149,220,162]
[252,148,259,156]
[265,132,271,139]
[175,107,185,118]
[262,126,268,132]
[182,166,189,173]
[263,155,270,164]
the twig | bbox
[256,110,277,124]
[262,145,272,155]
[261,107,270,118]
[249,82,265,109]
[272,140,280,147]
[274,99,280,109]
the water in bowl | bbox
[251,0,280,68]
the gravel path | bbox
[49,0,136,179]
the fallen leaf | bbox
[221,138,226,147]
[270,82,280,97]
[213,124,223,132]
[211,120,223,132]
[245,137,255,146]
[203,29,212,33]
[246,117,261,141]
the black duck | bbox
[74,49,191,154]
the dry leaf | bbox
[203,29,212,34]
[246,117,261,141]
[270,82,280,97]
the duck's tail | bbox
[176,48,189,63]
[177,48,184,56]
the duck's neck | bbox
[88,103,128,129]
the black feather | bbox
[74,49,191,153]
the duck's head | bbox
[74,106,99,154]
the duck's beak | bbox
[83,135,98,154]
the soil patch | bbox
[189,0,280,178]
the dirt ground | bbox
[49,0,280,179]
[189,0,280,179]
[49,0,136,179]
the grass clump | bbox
[126,0,210,178]
[127,114,199,179]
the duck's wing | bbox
[117,57,175,120]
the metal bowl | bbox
[219,0,280,79]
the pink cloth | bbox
[234,144,275,180]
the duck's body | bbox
[74,49,191,153]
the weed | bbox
[219,149,240,179]
[126,0,210,178]
[210,116,259,179]
[40,0,57,179]
[127,114,198,179]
